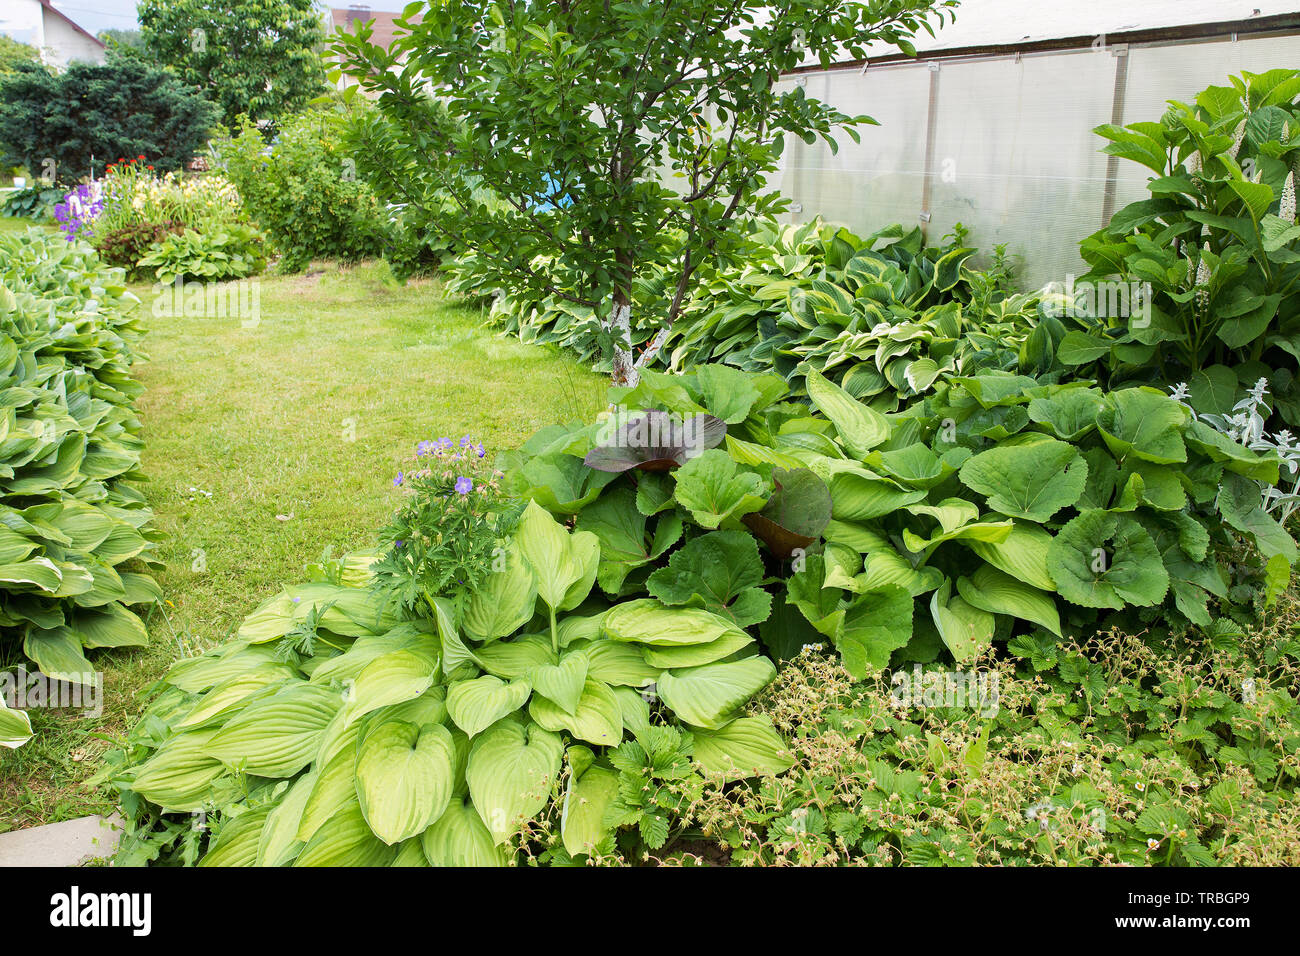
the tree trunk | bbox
[608,296,638,388]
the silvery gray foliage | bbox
[1170,379,1300,522]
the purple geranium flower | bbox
[454,476,473,495]
[393,472,404,487]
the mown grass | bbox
[0,261,607,832]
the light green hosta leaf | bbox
[256,771,316,866]
[805,366,889,457]
[128,729,227,812]
[561,763,620,856]
[957,563,1061,636]
[1097,388,1188,464]
[206,682,341,777]
[422,796,510,866]
[466,717,564,844]
[603,599,736,646]
[1184,420,1279,482]
[958,438,1087,522]
[1046,509,1169,609]
[0,557,61,591]
[657,657,777,729]
[0,696,33,748]
[165,643,282,694]
[341,648,439,726]
[838,585,913,675]
[516,500,599,612]
[905,497,979,534]
[198,806,271,867]
[474,634,556,680]
[828,473,927,521]
[297,746,357,843]
[446,675,531,737]
[901,518,1013,552]
[693,717,793,780]
[294,803,395,867]
[461,540,536,642]
[611,686,653,738]
[356,721,456,845]
[930,580,995,662]
[967,522,1057,592]
[855,549,945,596]
[672,449,768,529]
[641,629,754,669]
[308,626,429,686]
[526,649,588,714]
[391,838,429,866]
[177,665,293,730]
[572,638,660,687]
[529,678,622,746]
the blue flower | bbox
[454,476,473,495]
[459,435,473,447]
[393,472,404,487]
[416,440,433,457]
[475,443,486,458]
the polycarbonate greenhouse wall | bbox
[770,29,1300,289]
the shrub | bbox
[0,231,161,682]
[0,60,217,185]
[95,157,244,236]
[95,221,186,276]
[137,224,268,284]
[215,112,390,273]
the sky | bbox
[47,1,412,37]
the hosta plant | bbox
[0,230,161,682]
[106,430,795,865]
[137,224,268,284]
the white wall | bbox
[41,10,106,68]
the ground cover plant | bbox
[0,230,161,684]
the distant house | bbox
[0,0,106,70]
[326,5,422,89]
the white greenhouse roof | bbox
[856,0,1300,59]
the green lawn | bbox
[0,261,606,831]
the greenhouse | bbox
[0,0,1296,917]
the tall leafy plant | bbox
[1057,69,1300,423]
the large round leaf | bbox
[1046,509,1170,609]
[958,438,1087,522]
[355,720,456,845]
[421,796,509,866]
[446,675,531,737]
[529,678,622,746]
[466,717,564,844]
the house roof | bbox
[40,0,107,50]
[329,6,422,49]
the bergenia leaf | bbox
[583,411,725,473]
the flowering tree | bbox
[334,0,957,385]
